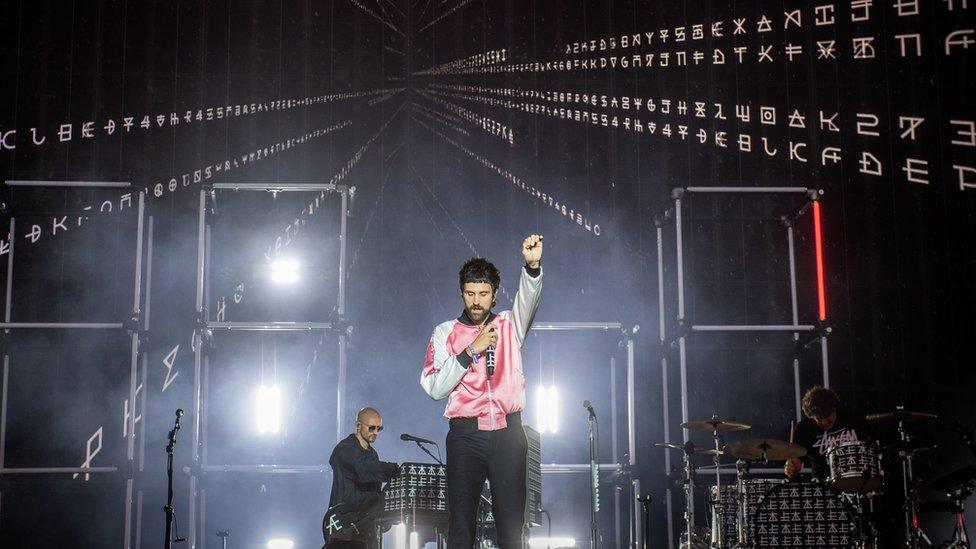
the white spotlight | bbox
[535,385,560,434]
[255,384,282,434]
[392,522,407,549]
[270,259,299,284]
[266,539,294,549]
[528,537,576,548]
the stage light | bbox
[813,200,827,321]
[535,385,560,434]
[528,536,577,548]
[255,384,282,434]
[409,530,421,549]
[266,539,294,549]
[392,522,407,549]
[270,259,299,283]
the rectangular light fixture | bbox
[255,384,282,434]
[528,537,577,548]
[270,259,300,284]
[813,201,827,321]
[392,522,407,549]
[535,385,560,434]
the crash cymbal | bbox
[724,438,807,461]
[680,417,751,433]
[866,410,938,423]
[655,442,723,456]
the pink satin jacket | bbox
[421,266,543,431]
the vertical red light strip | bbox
[813,200,827,321]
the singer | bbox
[420,234,544,548]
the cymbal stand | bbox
[897,414,931,548]
[682,443,697,549]
[945,483,973,549]
[849,492,879,549]
[710,426,726,548]
[735,459,749,548]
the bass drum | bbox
[710,478,785,544]
[750,480,859,548]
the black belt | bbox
[450,411,521,429]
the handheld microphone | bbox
[400,433,436,445]
[486,345,496,378]
[582,400,597,419]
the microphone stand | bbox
[585,403,600,549]
[405,439,445,549]
[414,440,443,466]
[165,409,185,549]
[636,494,652,549]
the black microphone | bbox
[583,400,597,419]
[485,345,496,378]
[400,433,436,445]
[176,409,184,418]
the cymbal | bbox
[680,417,751,432]
[724,438,807,461]
[866,410,938,423]
[696,462,740,469]
[655,442,723,457]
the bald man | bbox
[323,407,399,548]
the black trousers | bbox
[446,412,527,549]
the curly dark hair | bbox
[801,385,841,419]
[458,257,500,292]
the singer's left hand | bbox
[522,234,543,268]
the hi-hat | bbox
[724,438,807,461]
[655,441,723,457]
[866,410,938,423]
[681,417,751,432]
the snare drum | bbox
[826,440,883,493]
[751,480,859,548]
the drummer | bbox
[784,385,871,479]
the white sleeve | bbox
[420,322,469,401]
[511,266,543,347]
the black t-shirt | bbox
[793,410,870,480]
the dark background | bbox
[1,1,973,547]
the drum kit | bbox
[657,408,964,549]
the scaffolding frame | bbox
[187,322,639,546]
[656,186,831,546]
[0,181,151,549]
[187,183,350,549]
[528,321,640,548]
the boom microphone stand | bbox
[165,409,185,549]
[584,400,600,549]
